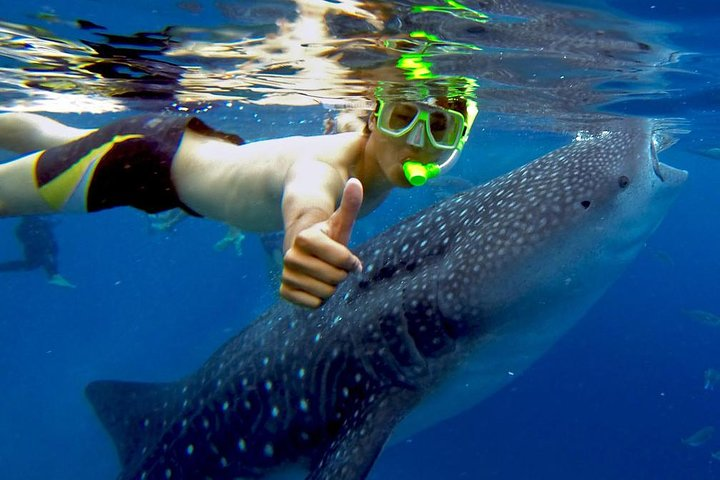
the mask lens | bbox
[381,102,420,134]
[428,110,463,148]
[429,111,450,144]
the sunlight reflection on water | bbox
[0,0,680,132]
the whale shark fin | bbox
[308,394,414,480]
[85,380,183,469]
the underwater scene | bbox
[0,0,718,479]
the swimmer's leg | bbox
[39,248,76,288]
[47,273,76,288]
[213,226,245,256]
[148,209,189,233]
[0,152,55,217]
[0,113,93,153]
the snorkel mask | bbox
[375,98,478,186]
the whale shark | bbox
[86,117,687,480]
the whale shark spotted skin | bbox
[86,118,687,480]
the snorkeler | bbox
[0,82,477,307]
[0,215,75,287]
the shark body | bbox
[87,118,687,480]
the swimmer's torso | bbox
[173,130,367,231]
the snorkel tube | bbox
[402,97,478,186]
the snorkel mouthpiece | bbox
[403,161,440,186]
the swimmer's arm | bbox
[281,159,345,251]
[280,160,362,308]
[0,113,94,153]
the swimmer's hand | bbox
[280,179,363,308]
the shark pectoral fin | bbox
[307,394,413,480]
[85,380,183,469]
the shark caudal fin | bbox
[85,380,184,470]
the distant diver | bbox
[704,368,720,391]
[0,215,75,287]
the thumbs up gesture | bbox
[280,178,364,308]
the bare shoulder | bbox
[280,132,365,168]
[179,130,359,162]
[256,131,363,156]
[214,131,365,176]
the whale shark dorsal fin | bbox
[308,394,413,480]
[85,380,183,469]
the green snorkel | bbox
[403,161,441,186]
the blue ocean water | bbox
[0,1,718,479]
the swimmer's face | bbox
[367,112,448,188]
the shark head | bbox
[389,117,687,439]
[413,117,688,325]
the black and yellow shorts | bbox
[33,114,243,215]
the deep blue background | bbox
[0,1,719,479]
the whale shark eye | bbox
[580,200,591,209]
[618,176,630,188]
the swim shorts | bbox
[34,114,243,215]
